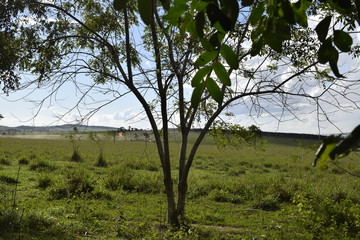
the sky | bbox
[1,8,360,135]
[1,55,359,136]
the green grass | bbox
[0,134,359,239]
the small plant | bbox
[18,157,29,165]
[89,131,111,167]
[0,175,19,184]
[252,195,280,211]
[0,157,11,166]
[105,167,134,191]
[29,160,56,171]
[65,130,82,162]
[50,170,95,199]
[37,175,52,189]
[208,189,242,204]
[293,194,360,238]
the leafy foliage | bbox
[313,124,360,169]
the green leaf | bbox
[138,0,153,26]
[191,66,212,87]
[292,1,308,27]
[249,2,264,26]
[279,0,295,24]
[220,44,239,69]
[206,77,223,103]
[250,37,264,56]
[207,4,232,31]
[334,125,360,158]
[191,83,205,107]
[200,38,213,51]
[317,40,337,64]
[313,135,340,169]
[209,31,225,49]
[334,30,353,52]
[315,16,332,43]
[159,0,170,11]
[220,0,239,30]
[275,19,291,41]
[213,62,231,86]
[165,3,188,25]
[263,31,282,53]
[318,40,344,78]
[195,12,205,38]
[113,0,127,11]
[195,50,218,66]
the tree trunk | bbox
[163,175,179,227]
[177,178,188,223]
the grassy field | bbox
[0,133,360,239]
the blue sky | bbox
[1,12,360,135]
[1,56,359,135]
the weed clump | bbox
[0,157,11,166]
[105,166,162,193]
[29,160,56,171]
[0,175,19,184]
[252,195,280,211]
[94,154,108,167]
[0,208,69,240]
[70,151,82,162]
[49,170,95,199]
[18,157,29,165]
[208,189,242,204]
[37,175,52,189]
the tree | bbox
[1,0,360,227]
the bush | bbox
[0,157,11,166]
[18,157,29,165]
[37,175,52,189]
[252,195,280,211]
[293,194,360,238]
[0,208,55,239]
[208,189,242,204]
[0,175,19,184]
[70,150,82,162]
[94,154,108,167]
[49,170,95,199]
[105,167,162,193]
[29,160,56,171]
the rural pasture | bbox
[0,132,360,239]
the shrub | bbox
[37,175,52,189]
[29,160,56,171]
[49,170,95,199]
[0,208,55,239]
[293,194,360,238]
[0,175,19,184]
[18,157,29,165]
[0,157,11,166]
[70,150,82,162]
[105,167,162,193]
[94,154,108,167]
[105,167,134,191]
[252,195,280,211]
[208,189,242,204]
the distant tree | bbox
[2,0,360,227]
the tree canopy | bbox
[1,0,360,226]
